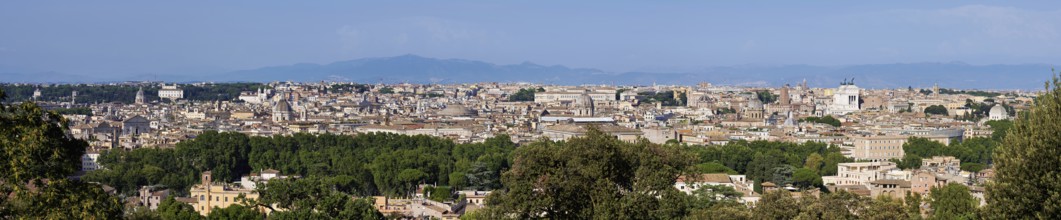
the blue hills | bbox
[3,54,1054,90]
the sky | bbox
[1,1,1060,77]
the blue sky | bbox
[1,1,1060,76]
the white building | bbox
[158,84,184,99]
[81,151,101,171]
[239,169,290,190]
[822,161,898,187]
[827,80,860,115]
[988,104,1009,121]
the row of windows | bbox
[863,145,900,150]
[866,152,901,157]
[198,195,231,202]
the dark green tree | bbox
[205,204,260,220]
[0,88,124,219]
[985,74,1061,219]
[792,168,822,190]
[753,190,799,219]
[157,196,202,219]
[478,127,694,219]
[924,105,949,115]
[863,196,908,220]
[928,183,977,220]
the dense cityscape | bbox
[3,1,1061,220]
[1,76,1055,219]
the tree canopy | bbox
[986,74,1061,218]
[477,128,695,219]
[924,105,949,115]
[0,88,123,218]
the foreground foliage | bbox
[986,74,1061,219]
[0,89,124,218]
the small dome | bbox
[439,105,477,117]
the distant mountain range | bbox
[2,54,1055,90]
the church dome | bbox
[574,91,594,109]
[746,98,764,110]
[989,104,1008,120]
[439,105,477,117]
[273,98,293,113]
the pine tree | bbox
[985,73,1061,219]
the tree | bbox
[206,204,260,220]
[796,190,865,219]
[157,196,202,219]
[3,179,124,219]
[929,183,977,220]
[378,87,394,94]
[891,154,923,170]
[800,115,841,127]
[256,177,384,219]
[863,196,908,220]
[803,153,824,173]
[924,105,948,115]
[478,127,693,219]
[905,192,924,220]
[821,152,849,176]
[753,190,799,219]
[984,120,1013,141]
[688,185,743,209]
[792,168,822,190]
[508,88,538,102]
[756,90,778,104]
[687,202,752,220]
[0,88,124,218]
[986,73,1061,219]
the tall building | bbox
[932,83,940,97]
[780,84,791,105]
[827,79,860,115]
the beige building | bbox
[533,91,613,104]
[186,171,261,216]
[542,124,643,142]
[869,179,911,199]
[851,136,907,161]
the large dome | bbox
[746,98,764,110]
[574,92,594,109]
[273,99,292,113]
[439,105,477,117]
[989,104,1008,120]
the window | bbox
[200,195,205,201]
